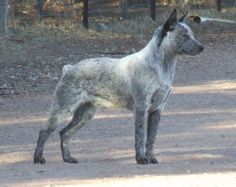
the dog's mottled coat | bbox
[34,9,203,165]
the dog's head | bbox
[159,9,204,56]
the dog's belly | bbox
[92,90,133,110]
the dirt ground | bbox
[0,21,236,186]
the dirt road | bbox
[0,29,236,186]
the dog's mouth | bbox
[180,49,189,55]
[180,47,204,56]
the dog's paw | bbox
[136,156,149,165]
[147,157,159,164]
[63,156,78,164]
[34,155,46,164]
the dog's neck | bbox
[137,27,177,74]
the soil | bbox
[0,21,236,186]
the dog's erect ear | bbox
[178,10,189,22]
[163,9,177,33]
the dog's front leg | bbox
[146,109,160,164]
[135,110,148,164]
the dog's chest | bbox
[146,60,176,112]
[148,80,172,112]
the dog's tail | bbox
[62,64,73,77]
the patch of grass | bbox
[89,16,158,36]
[4,7,235,50]
[7,15,159,44]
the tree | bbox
[216,0,222,12]
[150,0,156,21]
[36,0,45,19]
[0,0,8,33]
[83,0,88,29]
[120,0,126,19]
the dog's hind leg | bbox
[34,81,83,164]
[146,109,161,164]
[60,102,96,163]
[34,103,71,164]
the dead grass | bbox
[6,7,235,43]
[89,16,157,36]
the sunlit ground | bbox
[174,80,236,94]
[5,172,236,187]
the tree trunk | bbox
[0,0,8,33]
[216,0,222,12]
[150,0,156,21]
[36,0,45,19]
[120,0,126,19]
[83,0,88,29]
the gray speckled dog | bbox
[34,9,203,165]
